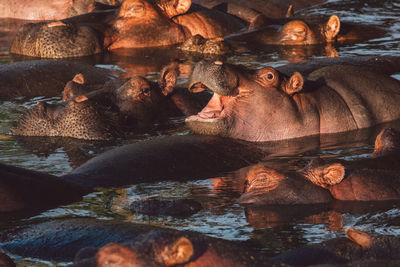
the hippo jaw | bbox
[185,84,237,137]
[185,60,242,137]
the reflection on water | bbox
[1,0,400,265]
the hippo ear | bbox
[322,163,345,186]
[74,95,89,103]
[73,73,85,85]
[285,4,294,18]
[96,243,140,266]
[159,62,180,96]
[162,0,191,18]
[161,237,194,266]
[325,15,341,41]
[283,72,303,95]
[345,228,373,249]
[175,0,191,15]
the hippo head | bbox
[95,231,194,267]
[62,73,87,102]
[301,159,345,189]
[114,76,164,125]
[277,15,341,45]
[107,0,190,48]
[237,165,332,205]
[12,99,116,140]
[186,60,306,141]
[373,128,400,157]
[227,15,341,46]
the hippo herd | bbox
[1,0,400,266]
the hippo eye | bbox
[267,73,274,80]
[141,87,151,96]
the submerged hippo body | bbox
[10,21,103,58]
[0,218,272,265]
[89,229,274,267]
[12,99,119,140]
[226,15,386,46]
[0,60,114,100]
[238,128,400,205]
[10,0,245,58]
[186,61,400,142]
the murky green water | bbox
[1,0,400,265]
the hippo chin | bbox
[186,60,400,142]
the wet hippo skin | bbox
[10,62,210,140]
[0,162,89,220]
[0,218,273,265]
[1,126,396,218]
[226,15,386,46]
[85,229,277,267]
[0,60,114,100]
[238,128,400,205]
[186,60,400,142]
[0,0,119,20]
[10,0,246,58]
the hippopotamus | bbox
[12,98,120,140]
[272,228,400,266]
[238,128,400,205]
[0,162,88,219]
[0,0,119,20]
[186,60,400,142]
[86,229,275,267]
[194,0,326,19]
[10,0,246,58]
[0,60,114,100]
[11,61,211,140]
[226,15,386,46]
[0,218,273,265]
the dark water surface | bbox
[1,0,400,265]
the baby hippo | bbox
[239,128,400,204]
[12,98,118,140]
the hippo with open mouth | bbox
[186,60,400,142]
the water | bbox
[1,0,400,265]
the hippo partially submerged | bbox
[0,0,119,20]
[10,0,246,58]
[226,15,386,46]
[12,62,210,140]
[186,60,400,142]
[238,128,400,205]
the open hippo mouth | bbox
[185,61,239,124]
[186,82,227,122]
